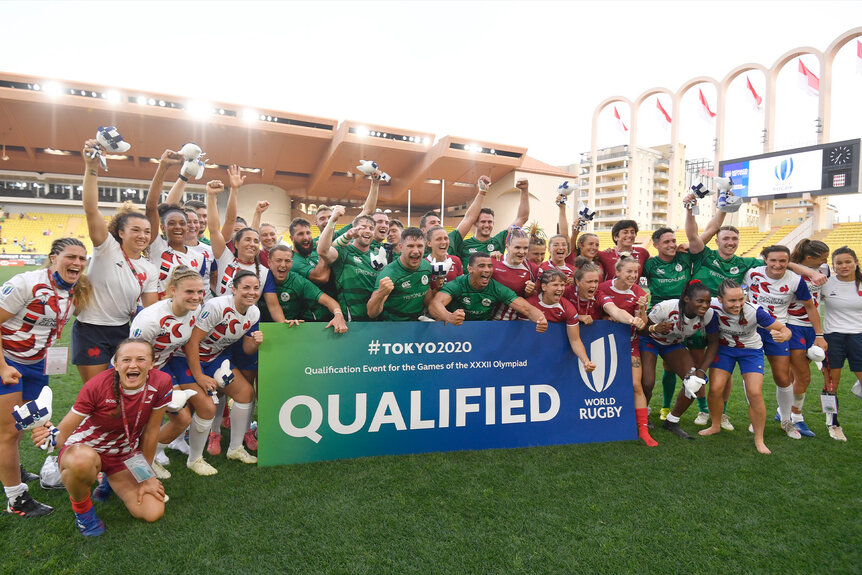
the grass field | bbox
[2,266,862,574]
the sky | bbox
[3,1,862,215]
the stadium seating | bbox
[819,222,862,256]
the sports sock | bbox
[723,401,728,414]
[210,398,225,433]
[666,413,681,424]
[229,401,254,451]
[635,407,658,446]
[661,370,676,409]
[777,385,794,422]
[156,443,167,458]
[70,494,93,514]
[4,483,27,505]
[697,397,708,412]
[188,414,214,463]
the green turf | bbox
[3,266,861,574]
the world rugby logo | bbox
[774,158,794,181]
[579,334,618,393]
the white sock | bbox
[229,401,254,451]
[188,414,214,464]
[777,385,794,422]
[210,396,226,433]
[156,443,167,457]
[4,482,27,504]
[666,413,680,424]
[791,412,804,424]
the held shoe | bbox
[226,446,258,464]
[7,491,54,518]
[693,412,709,426]
[187,457,218,476]
[794,421,816,437]
[74,507,105,537]
[720,414,735,431]
[206,432,222,456]
[780,419,802,440]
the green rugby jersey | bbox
[643,251,702,309]
[440,274,517,321]
[457,229,508,268]
[375,257,432,321]
[331,244,380,321]
[691,246,761,296]
[259,272,324,322]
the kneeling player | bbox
[32,339,171,536]
[700,280,791,454]
[640,281,719,439]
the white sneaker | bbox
[748,423,754,433]
[155,451,170,466]
[152,461,171,479]
[828,425,848,442]
[186,457,218,476]
[720,414,734,431]
[168,436,190,455]
[693,412,709,426]
[852,380,862,400]
[163,493,169,503]
[226,446,258,464]
[780,419,802,439]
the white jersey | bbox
[194,295,260,363]
[214,250,270,297]
[189,241,215,299]
[130,299,199,368]
[647,299,717,345]
[744,266,810,323]
[820,276,862,335]
[148,235,210,298]
[76,236,158,325]
[787,263,829,327]
[710,298,775,349]
[0,269,75,364]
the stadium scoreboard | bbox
[719,139,861,201]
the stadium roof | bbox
[0,72,573,209]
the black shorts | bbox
[824,332,862,372]
[71,320,129,366]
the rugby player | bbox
[367,227,433,321]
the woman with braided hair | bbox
[1,238,90,518]
[31,339,171,536]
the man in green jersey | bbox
[429,252,548,331]
[368,227,433,321]
[419,175,493,258]
[457,178,531,264]
[262,245,347,332]
[318,206,380,321]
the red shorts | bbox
[631,335,641,358]
[59,444,130,476]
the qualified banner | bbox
[258,320,635,466]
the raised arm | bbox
[206,180,227,259]
[512,178,530,228]
[145,150,183,245]
[558,194,569,237]
[82,139,108,247]
[356,175,380,218]
[221,165,245,243]
[317,205,345,265]
[455,175,490,239]
[250,201,270,232]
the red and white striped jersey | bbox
[130,299,199,367]
[194,295,260,363]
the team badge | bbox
[730,266,739,275]
[280,292,291,302]
[481,298,492,307]
[421,275,429,285]
[674,263,683,272]
[353,256,362,264]
[487,244,494,251]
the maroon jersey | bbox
[595,246,650,281]
[596,279,646,354]
[525,293,578,326]
[491,259,539,321]
[538,260,575,283]
[67,369,172,457]
[563,286,603,322]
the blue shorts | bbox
[824,332,862,372]
[168,353,235,386]
[712,346,765,375]
[71,320,129,366]
[639,335,685,357]
[231,340,258,371]
[788,324,816,351]
[0,358,49,399]
[757,327,789,357]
